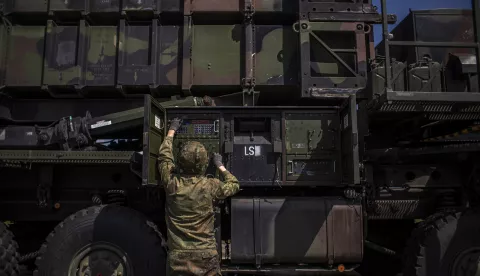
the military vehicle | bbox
[0,0,479,275]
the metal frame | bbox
[145,94,359,187]
[142,95,166,186]
[298,0,397,24]
[241,0,257,106]
[297,0,397,99]
[368,0,480,118]
[179,1,257,105]
[297,21,368,98]
[117,19,159,95]
[380,0,480,93]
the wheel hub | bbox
[452,248,480,276]
[69,243,131,276]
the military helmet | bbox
[177,141,209,174]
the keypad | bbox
[194,124,214,135]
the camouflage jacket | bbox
[158,136,240,251]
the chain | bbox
[0,160,31,169]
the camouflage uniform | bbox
[158,136,240,276]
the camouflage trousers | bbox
[167,249,221,276]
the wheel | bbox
[0,221,20,276]
[402,209,480,276]
[34,205,166,276]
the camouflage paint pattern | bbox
[192,25,241,85]
[89,0,120,13]
[5,26,45,87]
[255,0,296,12]
[300,21,367,90]
[84,26,118,86]
[122,0,158,11]
[285,113,339,155]
[157,25,181,86]
[0,0,374,96]
[191,0,241,12]
[43,20,83,87]
[158,136,240,251]
[167,249,221,276]
[159,0,181,12]
[181,16,192,92]
[254,25,298,85]
[4,0,48,13]
[49,0,86,13]
[117,20,155,86]
[156,23,300,88]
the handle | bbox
[214,119,219,133]
[292,22,300,33]
[385,185,411,192]
[287,160,294,175]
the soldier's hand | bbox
[169,118,183,132]
[212,153,223,168]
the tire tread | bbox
[33,205,166,275]
[0,222,20,276]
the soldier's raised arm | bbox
[211,153,240,200]
[158,118,182,190]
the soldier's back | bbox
[165,175,222,251]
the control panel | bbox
[167,115,221,177]
[174,119,219,137]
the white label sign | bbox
[244,145,261,156]
[90,120,112,129]
[292,143,305,149]
[0,129,5,141]
[155,115,161,129]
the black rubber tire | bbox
[34,205,166,276]
[402,209,480,276]
[0,222,20,276]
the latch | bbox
[243,0,255,20]
[307,129,315,151]
[214,120,219,134]
[37,166,53,208]
[287,160,294,175]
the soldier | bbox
[158,118,240,276]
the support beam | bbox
[380,0,392,91]
[472,0,480,92]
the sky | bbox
[372,0,473,44]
